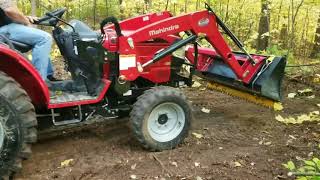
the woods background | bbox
[16,0,320,65]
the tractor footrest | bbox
[50,91,98,104]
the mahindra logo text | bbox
[149,25,180,36]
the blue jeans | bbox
[0,23,54,80]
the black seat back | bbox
[69,20,100,40]
[53,27,104,95]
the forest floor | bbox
[14,77,320,180]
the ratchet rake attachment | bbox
[199,56,287,109]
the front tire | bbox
[0,72,37,177]
[130,86,191,151]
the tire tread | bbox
[0,72,37,177]
[130,86,191,151]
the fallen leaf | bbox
[201,107,210,114]
[170,161,178,167]
[131,163,137,170]
[130,175,137,179]
[288,93,297,98]
[194,162,200,167]
[288,135,297,139]
[307,95,316,99]
[192,81,202,88]
[233,161,242,167]
[313,74,320,83]
[196,176,203,180]
[192,132,204,139]
[297,114,311,122]
[200,88,206,91]
[312,133,319,138]
[274,103,284,111]
[286,117,296,124]
[268,158,274,162]
[27,54,32,60]
[259,140,264,145]
[275,115,285,123]
[275,111,320,124]
[317,104,320,108]
[60,159,74,167]
[264,141,272,146]
[298,88,313,96]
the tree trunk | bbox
[310,15,320,58]
[31,0,37,16]
[257,0,270,51]
[196,0,200,10]
[78,0,80,19]
[119,0,124,19]
[144,0,152,10]
[225,0,230,22]
[64,0,70,21]
[93,0,97,28]
[279,24,288,49]
[289,0,304,52]
[105,0,109,16]
[276,0,283,30]
[184,0,188,13]
[165,0,170,11]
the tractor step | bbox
[50,91,98,104]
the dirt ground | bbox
[15,79,320,180]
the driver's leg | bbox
[47,59,54,77]
[47,59,61,81]
[3,23,53,80]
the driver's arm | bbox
[1,2,31,26]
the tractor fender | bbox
[0,45,50,108]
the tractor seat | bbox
[0,34,32,53]
[11,40,33,53]
[69,20,100,41]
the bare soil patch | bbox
[16,79,320,180]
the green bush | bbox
[283,157,320,180]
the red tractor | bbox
[0,4,286,177]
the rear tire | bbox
[130,86,191,151]
[0,72,37,178]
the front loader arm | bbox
[107,6,286,106]
[125,10,246,80]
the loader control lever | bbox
[205,3,257,65]
[100,17,122,37]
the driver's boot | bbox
[47,75,62,82]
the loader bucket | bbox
[253,57,287,101]
[199,56,287,101]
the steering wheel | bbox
[34,8,67,26]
